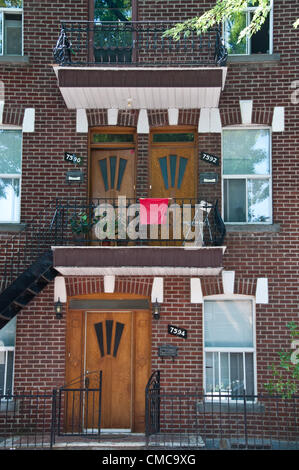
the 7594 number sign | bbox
[168,324,188,339]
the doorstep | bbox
[53,433,147,449]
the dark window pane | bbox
[4,14,22,55]
[153,133,194,143]
[250,13,270,54]
[224,179,246,222]
[92,133,134,143]
[94,0,132,22]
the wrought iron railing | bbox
[0,197,226,302]
[145,373,299,450]
[53,21,227,67]
[53,197,226,247]
[1,384,297,449]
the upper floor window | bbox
[224,1,273,55]
[222,128,272,224]
[0,129,22,223]
[94,0,132,22]
[0,0,23,56]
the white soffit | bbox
[59,87,222,110]
[55,267,223,276]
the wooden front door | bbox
[85,311,132,430]
[66,304,151,433]
[150,130,197,200]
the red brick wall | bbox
[0,0,298,398]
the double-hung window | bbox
[223,128,272,224]
[204,299,256,400]
[0,129,22,223]
[0,1,23,56]
[224,1,273,55]
[0,317,16,397]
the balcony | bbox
[52,21,228,110]
[52,197,226,276]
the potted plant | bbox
[69,210,101,244]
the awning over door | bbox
[52,246,225,276]
[53,66,227,110]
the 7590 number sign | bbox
[168,324,188,339]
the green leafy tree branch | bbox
[264,322,299,399]
[163,0,298,43]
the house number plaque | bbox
[168,324,188,339]
[200,151,220,166]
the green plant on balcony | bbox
[69,210,101,237]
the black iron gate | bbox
[53,370,103,443]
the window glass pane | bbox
[223,129,270,176]
[0,351,5,394]
[230,353,244,396]
[4,13,22,55]
[92,133,134,143]
[224,179,246,222]
[220,352,230,391]
[250,12,269,53]
[205,352,214,393]
[6,350,13,394]
[0,13,2,55]
[245,353,254,395]
[0,129,22,174]
[94,0,132,22]
[204,300,253,348]
[0,317,16,347]
[153,133,194,143]
[225,13,247,55]
[0,178,20,222]
[248,179,271,223]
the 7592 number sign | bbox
[168,324,188,339]
[200,151,219,166]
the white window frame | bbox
[222,126,273,225]
[0,125,23,224]
[203,295,257,403]
[223,0,273,56]
[0,3,23,56]
[0,346,15,396]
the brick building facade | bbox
[0,0,298,447]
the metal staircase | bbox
[0,202,60,328]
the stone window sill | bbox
[226,223,280,233]
[0,55,30,66]
[0,223,26,232]
[197,401,265,414]
[228,53,280,65]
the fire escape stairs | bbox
[0,250,59,329]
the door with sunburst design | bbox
[85,311,133,431]
[150,132,197,200]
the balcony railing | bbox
[53,21,228,67]
[53,197,226,247]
